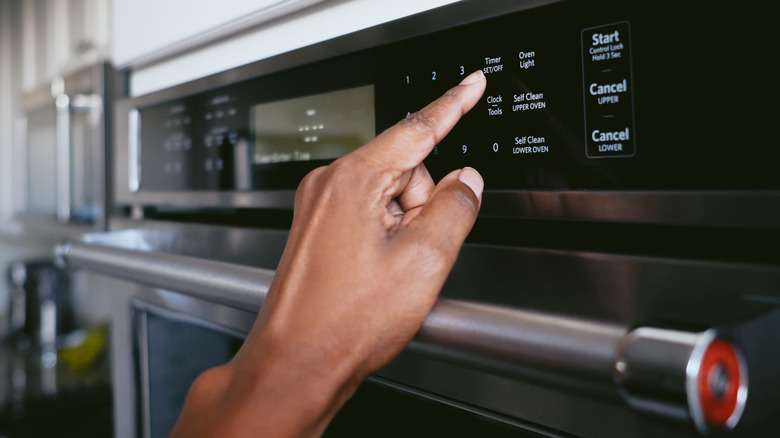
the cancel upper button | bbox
[589,79,628,104]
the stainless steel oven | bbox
[20,63,113,228]
[60,1,780,437]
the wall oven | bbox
[19,63,113,228]
[59,1,780,437]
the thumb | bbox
[400,167,483,264]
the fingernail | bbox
[459,70,484,86]
[458,167,484,198]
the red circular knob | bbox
[698,339,744,427]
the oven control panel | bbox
[130,0,774,194]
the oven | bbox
[58,1,780,437]
[19,63,113,227]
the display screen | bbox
[252,85,375,163]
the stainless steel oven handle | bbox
[55,240,754,434]
[54,93,103,223]
[57,240,275,311]
[55,94,72,223]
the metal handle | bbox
[128,109,141,193]
[55,94,72,223]
[55,239,754,434]
[54,93,103,223]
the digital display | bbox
[252,85,375,163]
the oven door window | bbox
[135,307,243,438]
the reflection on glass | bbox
[252,85,375,164]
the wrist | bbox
[225,323,365,437]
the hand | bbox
[170,70,486,438]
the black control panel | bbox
[135,0,775,193]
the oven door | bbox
[58,225,780,438]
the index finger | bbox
[352,70,486,171]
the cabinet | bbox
[19,0,110,91]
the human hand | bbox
[170,70,486,438]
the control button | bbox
[204,112,213,120]
[582,21,635,158]
[205,159,213,171]
[163,141,172,152]
[512,134,551,156]
[486,94,504,117]
[183,116,191,125]
[215,134,224,145]
[482,56,504,75]
[697,339,745,428]
[164,162,172,174]
[164,119,172,128]
[216,159,223,171]
[227,108,237,117]
[512,91,548,112]
[172,140,181,151]
[183,138,192,150]
[228,132,239,144]
[173,162,182,173]
[215,110,224,119]
[518,50,536,70]
[204,136,214,148]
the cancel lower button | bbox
[588,127,634,157]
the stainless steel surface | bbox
[57,235,275,312]
[58,230,635,389]
[58,226,780,436]
[414,299,625,384]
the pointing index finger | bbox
[353,70,486,171]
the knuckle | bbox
[298,166,325,193]
[446,183,479,215]
[295,166,327,205]
[398,110,441,145]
